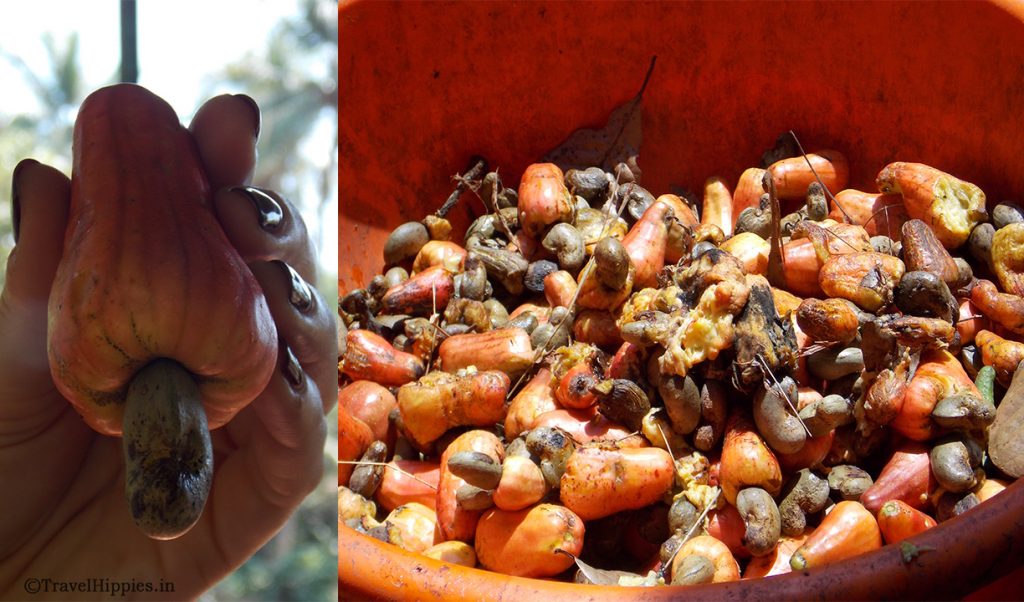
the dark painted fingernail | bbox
[282,343,305,388]
[11,159,39,243]
[230,186,283,230]
[276,260,313,312]
[234,93,261,138]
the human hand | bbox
[0,94,336,600]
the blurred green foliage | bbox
[201,0,338,288]
[0,32,79,288]
[203,408,339,602]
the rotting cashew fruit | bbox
[876,162,987,249]
[47,84,277,539]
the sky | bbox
[0,2,283,114]
[0,0,337,277]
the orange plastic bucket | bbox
[339,0,1024,598]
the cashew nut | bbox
[383,221,430,265]
[778,469,830,536]
[659,374,702,435]
[123,359,213,540]
[736,486,782,557]
[753,377,806,455]
[542,223,586,272]
[930,436,983,493]
[349,440,388,498]
[807,346,864,381]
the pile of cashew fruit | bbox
[339,142,1023,585]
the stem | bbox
[659,486,721,581]
[766,171,785,289]
[787,130,853,222]
[122,359,212,540]
[338,460,439,490]
[436,156,488,218]
[756,354,812,438]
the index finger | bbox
[189,94,261,192]
[2,159,71,308]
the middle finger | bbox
[214,187,318,281]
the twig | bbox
[659,486,721,581]
[766,170,786,289]
[787,130,853,223]
[778,134,862,256]
[656,421,676,459]
[464,166,521,255]
[796,208,863,255]
[426,282,441,370]
[799,341,841,357]
[428,320,450,340]
[861,203,900,245]
[613,430,642,444]
[487,169,523,253]
[755,354,812,438]
[436,156,488,218]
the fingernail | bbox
[233,94,261,138]
[275,260,314,312]
[11,159,39,244]
[282,343,305,388]
[230,186,283,230]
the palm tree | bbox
[208,0,339,294]
[0,32,86,288]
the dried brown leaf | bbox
[544,56,656,177]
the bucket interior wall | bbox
[341,0,1024,291]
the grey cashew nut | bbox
[123,359,212,540]
[798,394,853,437]
[383,221,430,265]
[593,236,631,290]
[736,486,782,557]
[778,469,830,536]
[807,347,864,381]
[659,374,702,435]
[542,223,586,273]
[930,436,983,493]
[753,377,806,455]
